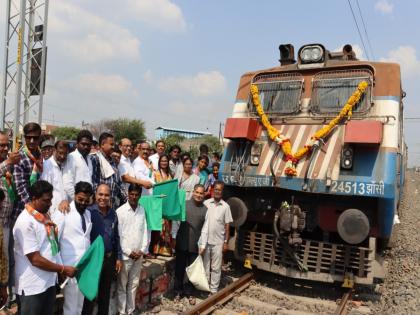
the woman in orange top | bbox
[152,154,173,256]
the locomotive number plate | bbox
[330,180,385,196]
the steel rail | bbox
[334,289,353,315]
[184,272,253,315]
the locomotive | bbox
[220,43,406,285]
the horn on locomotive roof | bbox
[329,44,359,61]
[279,44,296,66]
[343,44,357,60]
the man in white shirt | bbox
[66,130,93,198]
[53,181,94,315]
[41,140,73,215]
[168,144,183,178]
[119,138,153,195]
[116,184,148,315]
[13,180,76,315]
[149,140,165,171]
[132,141,154,196]
[203,181,233,294]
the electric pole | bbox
[0,0,50,148]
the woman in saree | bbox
[177,157,200,200]
[152,154,173,256]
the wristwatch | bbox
[224,240,228,243]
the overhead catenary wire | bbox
[355,0,375,60]
[347,0,370,60]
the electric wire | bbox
[347,0,370,60]
[355,0,375,60]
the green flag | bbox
[75,236,105,301]
[166,189,186,221]
[139,195,163,231]
[153,179,181,218]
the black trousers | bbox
[82,254,115,315]
[17,285,56,315]
[175,250,197,295]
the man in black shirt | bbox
[174,184,208,301]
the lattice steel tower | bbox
[1,0,49,148]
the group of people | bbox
[0,121,232,315]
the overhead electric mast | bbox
[0,0,49,148]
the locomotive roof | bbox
[236,60,402,101]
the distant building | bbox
[155,126,212,140]
[43,124,58,134]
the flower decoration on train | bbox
[250,80,369,176]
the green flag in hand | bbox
[139,195,163,231]
[166,189,186,221]
[153,179,181,218]
[76,236,105,301]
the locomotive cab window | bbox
[249,73,303,115]
[310,70,372,115]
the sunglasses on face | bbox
[24,135,40,140]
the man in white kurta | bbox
[65,130,93,198]
[119,138,153,195]
[53,182,94,315]
[40,141,73,215]
[132,141,154,196]
[116,184,148,315]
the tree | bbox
[88,118,146,143]
[197,135,223,155]
[51,126,80,140]
[164,134,185,152]
[87,119,108,140]
[179,135,222,160]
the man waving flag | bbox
[75,235,105,301]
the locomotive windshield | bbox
[249,73,303,114]
[310,70,372,114]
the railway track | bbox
[178,272,371,315]
[334,289,354,315]
[184,273,253,315]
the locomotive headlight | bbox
[250,143,262,166]
[341,145,354,169]
[300,49,312,62]
[299,45,323,63]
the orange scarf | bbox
[25,204,59,256]
[23,146,43,185]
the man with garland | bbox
[13,122,43,220]
[13,180,76,315]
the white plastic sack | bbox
[186,255,210,292]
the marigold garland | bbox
[250,80,369,176]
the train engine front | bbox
[221,43,405,285]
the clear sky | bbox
[1,0,419,165]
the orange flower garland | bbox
[250,80,369,176]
